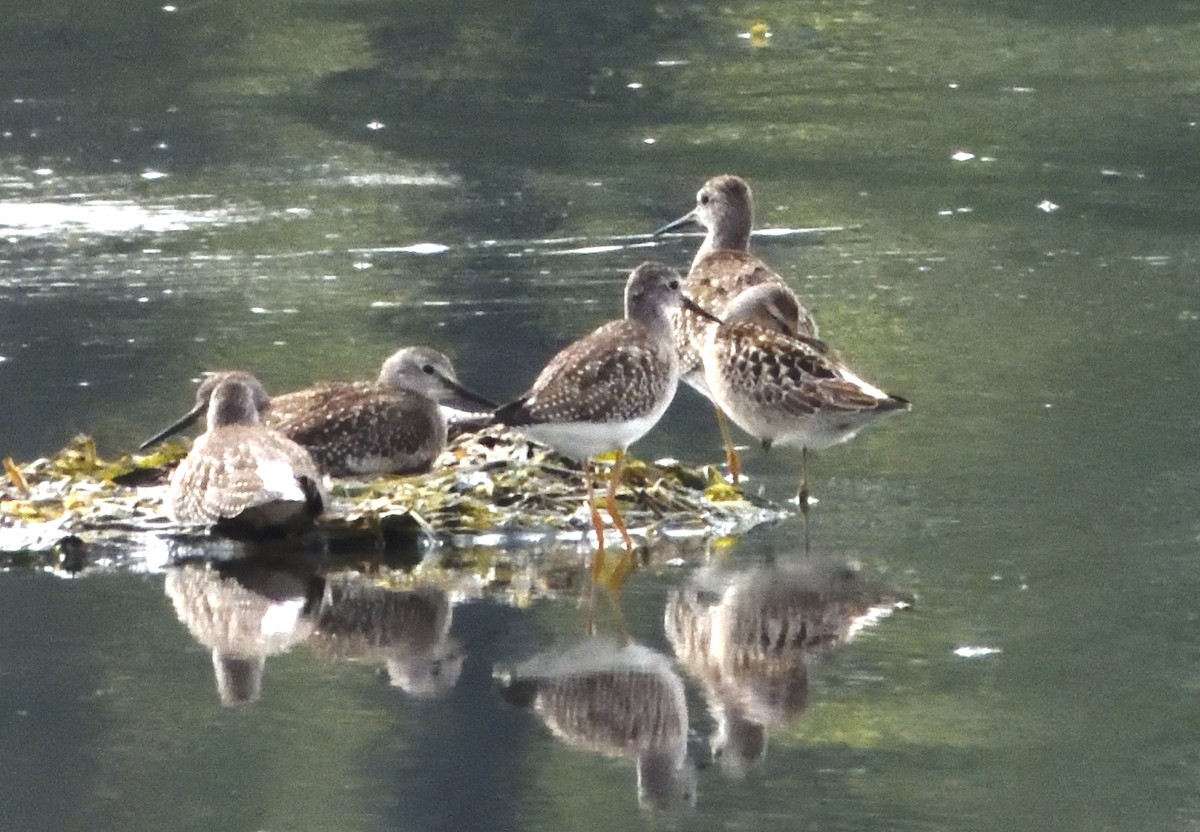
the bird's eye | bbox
[422,364,435,375]
[669,279,680,290]
[699,193,710,205]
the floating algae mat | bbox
[0,428,790,568]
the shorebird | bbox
[141,347,494,477]
[267,347,495,476]
[165,373,327,535]
[492,262,716,585]
[496,637,696,810]
[654,174,818,481]
[699,283,909,550]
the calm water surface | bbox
[2,1,1199,830]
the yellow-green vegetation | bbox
[0,428,789,568]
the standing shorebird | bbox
[141,347,494,477]
[492,262,716,585]
[165,373,327,535]
[654,174,818,481]
[699,283,909,550]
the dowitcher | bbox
[165,373,327,534]
[654,174,818,480]
[492,261,715,584]
[699,283,909,549]
[142,347,494,477]
[496,637,696,810]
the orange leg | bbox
[583,458,608,582]
[605,450,637,588]
[714,405,742,484]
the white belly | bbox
[519,383,677,460]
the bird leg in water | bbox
[583,459,608,582]
[605,450,637,589]
[714,405,742,484]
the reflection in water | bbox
[664,558,909,772]
[164,560,324,705]
[497,637,696,811]
[309,575,464,698]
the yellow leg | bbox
[583,459,607,581]
[605,450,637,589]
[605,590,633,646]
[714,406,742,484]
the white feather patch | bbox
[254,459,306,501]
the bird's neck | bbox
[693,224,751,269]
[209,389,260,429]
[629,308,673,343]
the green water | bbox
[2,0,1199,829]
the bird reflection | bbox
[496,637,697,810]
[308,574,464,698]
[664,557,910,772]
[164,559,324,705]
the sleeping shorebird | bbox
[164,373,326,535]
[492,262,718,586]
[266,347,495,476]
[141,347,494,477]
[699,283,909,550]
[654,174,818,482]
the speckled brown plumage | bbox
[491,262,700,580]
[267,383,446,476]
[675,250,818,389]
[493,262,689,460]
[265,346,489,477]
[656,175,818,394]
[143,348,490,478]
[700,284,908,452]
[166,375,326,533]
[496,318,675,426]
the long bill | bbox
[138,404,205,451]
[432,370,500,412]
[682,295,723,326]
[652,210,700,237]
